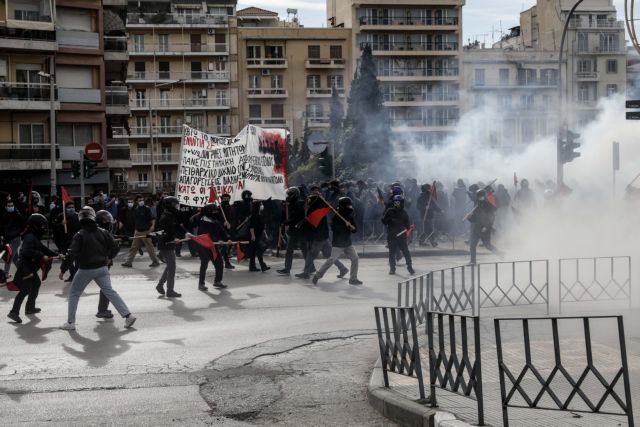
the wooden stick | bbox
[317,194,354,229]
[629,172,640,187]
[62,203,68,234]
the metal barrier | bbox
[559,256,632,313]
[427,312,484,425]
[477,260,549,314]
[430,264,476,315]
[397,273,430,324]
[374,306,426,400]
[494,316,634,427]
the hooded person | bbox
[196,203,229,290]
[417,183,442,247]
[7,213,59,323]
[1,199,25,275]
[467,189,503,264]
[155,196,182,298]
[219,193,236,269]
[277,187,308,276]
[59,207,136,330]
[93,210,118,319]
[381,195,415,276]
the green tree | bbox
[299,119,311,165]
[341,44,391,178]
[329,84,344,155]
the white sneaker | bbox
[59,322,75,331]
[124,315,137,329]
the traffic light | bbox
[560,130,581,164]
[318,148,333,176]
[71,160,81,179]
[83,156,98,179]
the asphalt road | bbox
[0,249,473,425]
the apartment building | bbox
[121,0,238,194]
[327,0,464,148]
[0,0,113,195]
[237,7,352,144]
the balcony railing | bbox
[378,67,459,77]
[104,36,128,52]
[246,58,288,68]
[248,118,289,127]
[131,98,230,109]
[383,92,458,102]
[11,5,53,24]
[390,118,458,128]
[0,82,54,101]
[127,71,230,81]
[126,13,227,26]
[106,144,130,160]
[359,16,459,26]
[305,58,346,68]
[307,116,330,126]
[362,41,459,52]
[105,86,129,105]
[247,88,288,97]
[0,144,59,160]
[569,19,624,29]
[576,72,599,80]
[131,153,181,164]
[0,27,56,42]
[131,43,228,54]
[112,125,228,138]
[306,88,345,97]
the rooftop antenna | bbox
[286,8,298,24]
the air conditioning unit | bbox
[207,28,215,35]
[261,69,271,76]
[201,89,207,96]
[208,83,216,89]
[208,62,214,71]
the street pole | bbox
[48,56,56,199]
[148,100,156,194]
[79,151,85,205]
[557,0,585,188]
[330,139,336,180]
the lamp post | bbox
[38,64,56,199]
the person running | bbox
[59,207,136,330]
[155,197,182,298]
[7,213,59,323]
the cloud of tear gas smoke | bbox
[398,94,640,262]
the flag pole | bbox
[316,194,353,228]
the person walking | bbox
[0,199,25,275]
[121,195,161,268]
[382,195,415,276]
[59,207,136,330]
[155,197,182,298]
[195,203,228,290]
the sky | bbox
[236,0,629,43]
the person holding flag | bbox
[466,188,503,265]
[417,183,441,247]
[193,203,228,290]
[155,197,182,298]
[382,195,415,276]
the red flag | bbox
[2,243,12,264]
[431,181,437,200]
[40,257,53,281]
[6,280,18,291]
[406,224,414,242]
[191,234,218,260]
[208,186,218,203]
[236,242,245,263]
[60,186,72,205]
[376,187,385,208]
[487,192,497,208]
[306,207,332,228]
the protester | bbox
[155,196,182,298]
[122,195,161,268]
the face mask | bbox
[67,208,75,214]
[393,202,401,209]
[127,202,133,208]
[50,203,56,210]
[138,201,145,207]
[6,207,14,213]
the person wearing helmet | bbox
[277,187,307,275]
[466,189,502,264]
[155,196,182,298]
[59,207,136,330]
[53,201,81,282]
[247,199,270,272]
[417,184,442,247]
[195,203,229,290]
[233,190,253,267]
[312,197,362,286]
[7,213,59,323]
[381,195,415,275]
[514,178,536,212]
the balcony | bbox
[307,116,330,127]
[362,41,459,55]
[57,30,99,50]
[378,67,459,80]
[105,86,130,115]
[5,0,54,31]
[106,144,131,168]
[305,58,346,69]
[359,16,459,30]
[248,118,289,128]
[0,82,59,110]
[127,71,230,83]
[103,0,127,6]
[112,125,228,138]
[246,58,288,68]
[0,27,56,51]
[125,181,176,193]
[306,88,345,98]
[383,91,458,106]
[126,13,227,28]
[58,87,101,104]
[130,97,231,110]
[576,72,599,81]
[130,43,228,55]
[569,19,624,29]
[576,45,624,54]
[131,152,181,165]
[247,88,288,98]
[0,144,61,169]
[472,80,558,90]
[390,117,457,132]
[104,36,129,62]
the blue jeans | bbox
[67,266,130,324]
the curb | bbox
[268,249,470,259]
[367,358,473,427]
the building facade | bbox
[237,7,352,144]
[327,0,464,148]
[120,0,239,194]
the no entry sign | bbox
[84,142,103,161]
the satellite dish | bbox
[307,133,328,155]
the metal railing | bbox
[495,316,634,427]
[378,67,459,77]
[359,16,459,26]
[427,312,484,425]
[374,306,426,400]
[430,264,476,315]
[104,36,128,52]
[247,88,288,97]
[126,13,227,26]
[106,145,130,160]
[383,91,458,102]
[130,42,227,54]
[105,86,129,105]
[398,273,431,324]
[248,118,289,127]
[477,260,549,314]
[0,82,54,101]
[130,153,180,164]
[127,71,230,81]
[130,97,230,109]
[569,19,624,29]
[305,58,346,67]
[306,88,345,96]
[0,145,59,160]
[559,256,631,313]
[246,58,288,67]
[390,117,458,128]
[112,125,226,138]
[362,41,459,52]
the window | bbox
[307,75,321,88]
[19,124,44,146]
[271,75,283,89]
[600,34,619,52]
[249,74,260,89]
[499,68,509,85]
[306,104,324,117]
[159,116,170,133]
[191,62,202,79]
[517,69,536,86]
[498,95,511,108]
[214,34,226,52]
[134,61,145,79]
[330,45,342,59]
[161,171,172,183]
[540,69,557,85]
[606,60,618,74]
[577,32,588,52]
[308,45,320,59]
[216,115,228,133]
[249,104,261,118]
[246,46,261,59]
[328,75,344,89]
[138,172,148,183]
[607,84,618,96]
[215,91,228,106]
[135,116,147,132]
[577,59,592,73]
[520,94,534,107]
[134,34,144,52]
[474,68,485,86]
[577,84,589,102]
[135,89,146,107]
[56,124,94,146]
[158,62,170,79]
[271,104,284,118]
[160,90,170,107]
[56,65,93,88]
[266,45,283,58]
[158,34,169,52]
